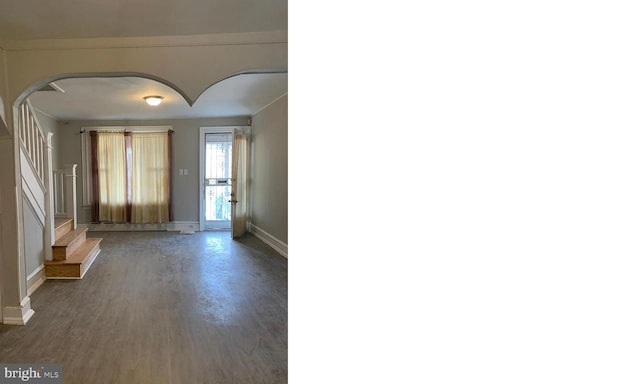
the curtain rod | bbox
[79,129,175,133]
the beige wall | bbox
[251,94,287,243]
[56,117,248,225]
[0,135,26,308]
[5,33,287,108]
[0,47,7,135]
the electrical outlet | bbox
[184,169,188,175]
[178,169,184,175]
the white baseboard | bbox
[166,221,200,233]
[249,224,288,258]
[27,265,46,296]
[85,222,200,232]
[88,223,166,231]
[3,296,35,325]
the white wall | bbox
[251,94,287,244]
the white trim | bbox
[25,99,45,131]
[166,221,200,232]
[88,223,166,231]
[3,297,35,325]
[47,82,66,93]
[252,92,287,116]
[21,178,45,225]
[4,31,287,51]
[199,126,250,232]
[26,264,45,281]
[20,150,46,219]
[27,265,46,296]
[29,106,56,121]
[249,224,288,258]
[43,132,54,262]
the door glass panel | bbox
[205,185,231,221]
[204,133,232,229]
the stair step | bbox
[52,228,87,261]
[54,218,74,241]
[45,238,102,279]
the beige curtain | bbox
[232,133,249,238]
[130,132,171,223]
[95,132,127,222]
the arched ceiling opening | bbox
[28,73,287,120]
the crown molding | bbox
[4,31,287,51]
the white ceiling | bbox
[1,0,288,121]
[29,74,288,120]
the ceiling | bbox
[0,0,288,121]
[29,74,288,120]
[0,0,287,40]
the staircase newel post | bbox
[44,132,55,262]
[64,164,78,230]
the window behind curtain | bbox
[90,130,172,224]
[130,132,172,223]
[92,131,127,222]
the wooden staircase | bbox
[44,218,102,279]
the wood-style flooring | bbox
[0,231,288,384]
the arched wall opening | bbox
[13,72,194,112]
[13,69,286,123]
[12,69,287,119]
[10,69,284,228]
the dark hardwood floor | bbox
[0,231,288,384]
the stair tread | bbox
[54,217,73,230]
[53,227,88,247]
[46,238,102,265]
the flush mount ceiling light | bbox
[144,95,164,106]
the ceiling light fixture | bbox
[144,95,164,106]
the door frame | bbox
[198,126,249,232]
